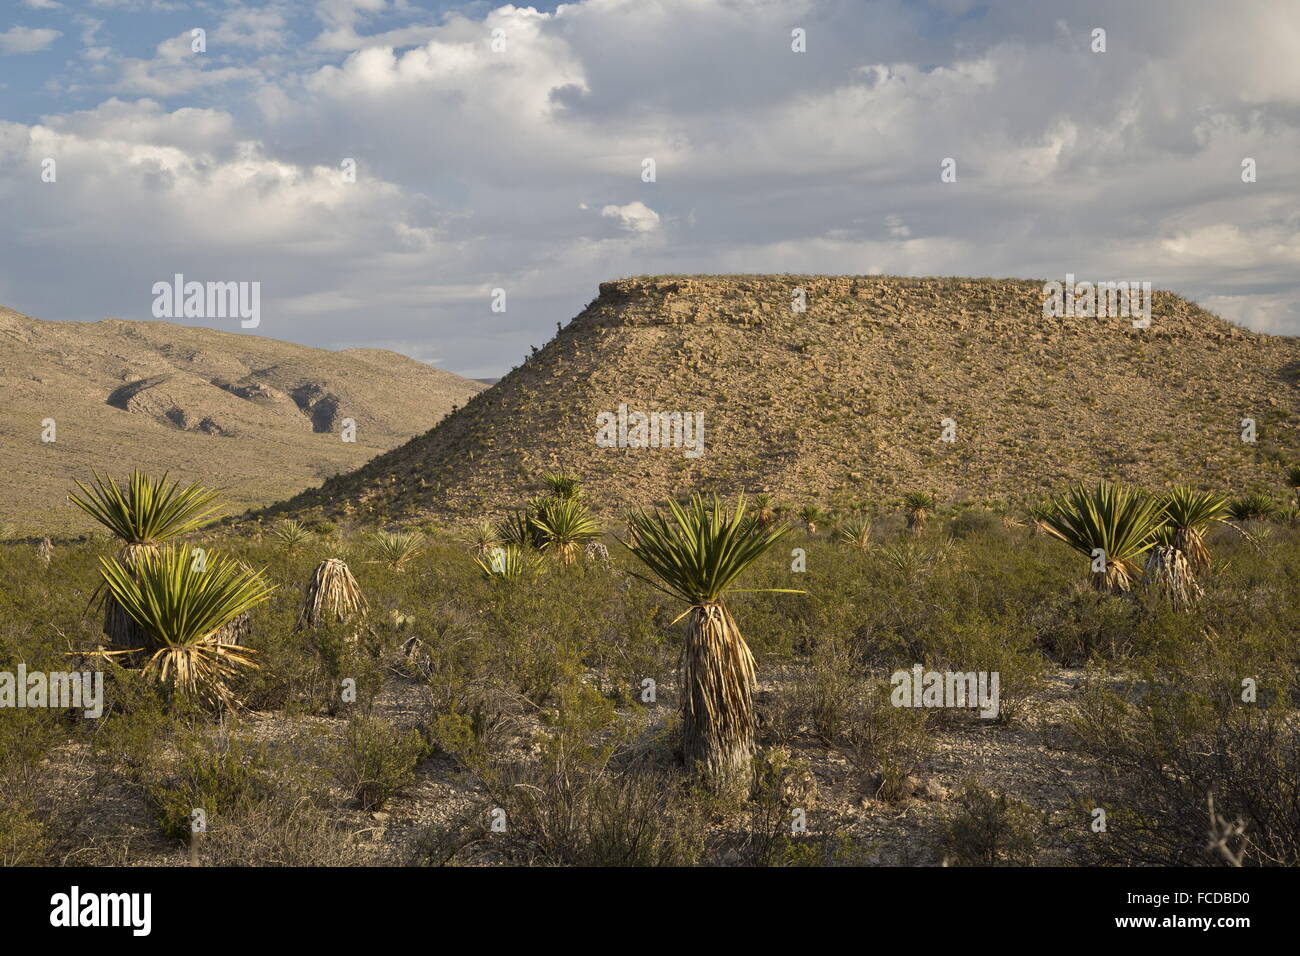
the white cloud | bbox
[0,26,60,55]
[601,201,660,233]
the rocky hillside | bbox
[0,307,484,533]
[272,275,1300,523]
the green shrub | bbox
[940,779,1042,865]
[334,716,428,812]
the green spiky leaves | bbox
[622,493,802,606]
[70,470,221,545]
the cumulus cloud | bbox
[601,201,660,232]
[2,0,1300,377]
[0,26,60,54]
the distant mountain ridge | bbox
[0,307,484,533]
[269,275,1300,524]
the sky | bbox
[1,0,1298,378]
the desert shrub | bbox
[930,611,1047,723]
[1070,669,1300,866]
[949,508,1000,540]
[1033,586,1141,664]
[190,788,360,866]
[145,728,276,840]
[940,779,1042,866]
[0,802,47,866]
[0,710,62,866]
[333,715,428,812]
[843,680,935,801]
[464,681,706,865]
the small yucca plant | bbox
[836,514,872,549]
[272,519,313,552]
[1227,493,1277,523]
[1287,466,1300,490]
[496,509,546,550]
[539,472,582,500]
[467,520,499,557]
[752,494,776,527]
[903,492,935,533]
[474,544,539,580]
[1040,482,1164,593]
[797,504,825,535]
[621,493,802,793]
[98,545,274,707]
[369,530,424,570]
[1159,486,1230,575]
[531,497,601,565]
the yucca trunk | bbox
[681,602,756,795]
[1144,545,1202,610]
[103,542,157,653]
[907,511,927,533]
[1172,527,1210,575]
[1090,560,1137,594]
[556,542,578,566]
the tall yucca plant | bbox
[531,497,601,565]
[1039,482,1164,593]
[1160,486,1230,575]
[622,494,802,793]
[70,470,221,550]
[70,471,222,651]
[99,545,274,707]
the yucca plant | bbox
[369,530,424,570]
[70,470,221,552]
[1040,482,1164,593]
[530,497,601,565]
[539,472,582,500]
[1287,466,1300,491]
[496,508,546,551]
[299,558,367,629]
[1227,493,1277,523]
[466,520,499,558]
[474,544,540,580]
[903,492,935,533]
[272,519,313,552]
[1159,486,1230,575]
[753,493,775,527]
[98,545,273,707]
[836,514,872,550]
[798,503,825,535]
[69,471,223,651]
[621,493,802,793]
